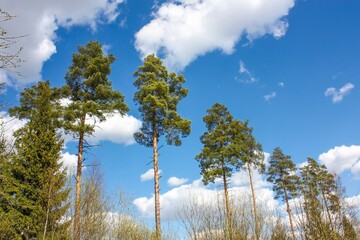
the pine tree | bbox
[300,158,334,239]
[267,147,300,240]
[240,121,264,240]
[271,219,290,240]
[0,82,18,239]
[133,54,191,239]
[195,103,245,239]
[342,215,357,240]
[63,41,129,240]
[2,81,70,239]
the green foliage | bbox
[196,103,245,184]
[133,54,191,147]
[63,41,129,137]
[270,220,290,240]
[300,158,337,239]
[342,215,358,240]
[240,121,265,173]
[0,81,70,239]
[196,103,264,183]
[267,147,300,201]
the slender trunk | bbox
[74,114,86,240]
[221,160,232,240]
[321,189,333,231]
[247,162,259,240]
[153,126,161,239]
[43,177,52,240]
[284,186,296,240]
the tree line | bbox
[0,38,358,240]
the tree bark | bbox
[284,186,296,240]
[221,160,232,240]
[74,114,86,240]
[153,127,161,239]
[247,162,259,240]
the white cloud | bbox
[60,151,78,175]
[278,82,284,88]
[167,176,188,187]
[0,111,27,143]
[237,60,257,84]
[325,83,354,103]
[264,92,276,101]
[319,145,360,177]
[134,168,277,220]
[86,113,142,145]
[135,0,295,70]
[239,60,250,74]
[345,194,360,209]
[264,152,271,165]
[140,168,162,182]
[1,0,124,86]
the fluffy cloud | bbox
[59,100,142,146]
[134,168,277,220]
[1,0,123,86]
[318,145,360,177]
[167,176,188,187]
[325,83,354,103]
[135,0,295,70]
[86,113,142,145]
[60,152,78,175]
[140,168,162,182]
[264,92,276,101]
[0,111,27,143]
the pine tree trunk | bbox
[284,186,296,240]
[221,160,232,240]
[247,162,259,240]
[43,177,52,240]
[321,189,333,231]
[153,127,161,239]
[74,128,85,240]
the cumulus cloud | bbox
[319,145,360,177]
[134,168,276,220]
[264,92,276,101]
[167,176,188,187]
[1,0,124,86]
[135,0,295,70]
[60,152,78,175]
[86,113,142,145]
[0,111,27,142]
[325,83,354,103]
[59,100,142,146]
[140,168,162,182]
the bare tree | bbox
[0,9,25,74]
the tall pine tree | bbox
[195,103,244,240]
[63,41,129,240]
[240,121,264,240]
[133,54,191,239]
[267,147,300,240]
[3,81,70,239]
[300,158,334,239]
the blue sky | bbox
[2,0,360,233]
